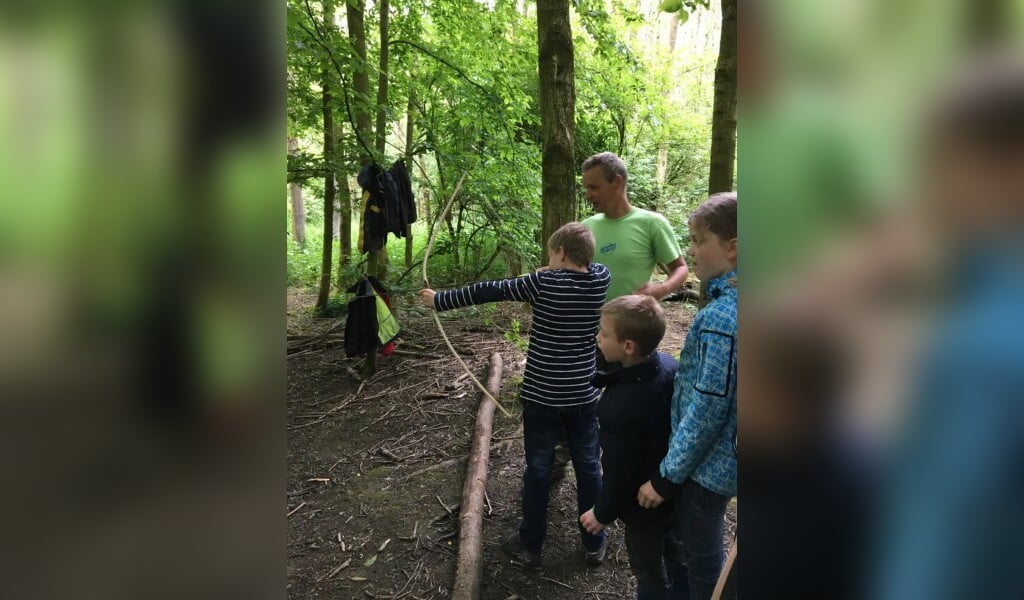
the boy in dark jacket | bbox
[580,295,679,599]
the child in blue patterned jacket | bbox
[637,192,737,600]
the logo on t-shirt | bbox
[600,243,616,255]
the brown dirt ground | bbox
[287,287,736,600]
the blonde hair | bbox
[690,191,737,240]
[599,295,666,356]
[547,222,595,266]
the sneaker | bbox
[584,534,610,567]
[501,532,541,569]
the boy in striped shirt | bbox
[420,222,611,568]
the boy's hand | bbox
[535,266,551,273]
[637,481,665,509]
[419,288,436,309]
[579,508,605,534]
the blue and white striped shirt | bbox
[434,263,611,406]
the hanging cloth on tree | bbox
[356,162,419,252]
[357,165,389,252]
[390,159,417,228]
[343,276,400,357]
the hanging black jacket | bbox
[357,164,389,252]
[344,276,392,356]
[591,352,678,525]
[381,168,405,238]
[390,160,417,227]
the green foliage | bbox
[316,295,348,318]
[287,242,323,288]
[503,318,529,353]
[287,0,722,297]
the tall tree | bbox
[368,0,391,280]
[708,0,737,193]
[338,148,352,267]
[288,137,306,247]
[375,0,391,157]
[337,171,352,284]
[655,12,680,189]
[404,91,415,268]
[315,0,338,312]
[347,0,373,155]
[537,0,577,244]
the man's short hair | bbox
[582,152,628,183]
[547,222,595,266]
[599,295,666,357]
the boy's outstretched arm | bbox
[420,273,543,312]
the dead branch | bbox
[451,352,503,600]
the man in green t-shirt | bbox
[581,152,689,301]
[550,153,690,488]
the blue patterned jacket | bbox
[651,270,738,498]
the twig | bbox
[401,438,515,480]
[436,495,454,517]
[484,490,493,516]
[378,447,401,462]
[491,434,523,442]
[363,405,399,431]
[317,558,352,582]
[540,577,575,591]
[391,349,443,360]
[343,363,363,382]
[286,502,307,518]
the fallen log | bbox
[451,352,503,600]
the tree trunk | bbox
[368,0,391,280]
[339,168,352,267]
[708,0,737,194]
[375,0,390,157]
[451,353,503,600]
[333,199,341,240]
[655,14,679,190]
[347,0,377,374]
[404,92,415,268]
[347,0,373,159]
[316,65,336,312]
[537,0,577,245]
[337,173,352,284]
[288,138,306,247]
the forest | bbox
[287,0,734,304]
[287,1,736,598]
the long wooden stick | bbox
[422,172,512,419]
[451,353,503,600]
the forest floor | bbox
[286,286,735,600]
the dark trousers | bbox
[552,349,619,475]
[624,510,679,600]
[518,400,606,553]
[668,479,731,600]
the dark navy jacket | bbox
[591,351,678,525]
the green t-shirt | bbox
[583,207,683,300]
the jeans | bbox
[518,400,605,553]
[552,349,619,475]
[668,479,731,600]
[624,510,676,600]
